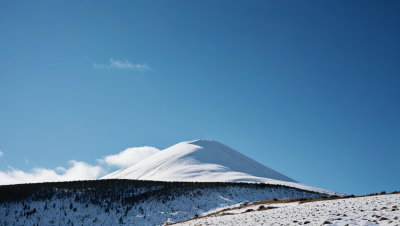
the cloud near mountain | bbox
[0,160,104,185]
[0,146,160,185]
[97,146,160,168]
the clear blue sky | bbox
[0,1,399,195]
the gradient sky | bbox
[0,1,399,195]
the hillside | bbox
[102,140,336,195]
[0,140,343,225]
[174,192,400,226]
[0,179,327,226]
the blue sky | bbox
[0,1,399,195]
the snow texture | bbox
[0,182,323,226]
[102,140,337,195]
[176,194,400,226]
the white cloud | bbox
[55,167,66,172]
[0,161,105,185]
[98,146,160,168]
[0,145,159,185]
[94,59,151,71]
[0,151,3,157]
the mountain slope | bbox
[102,140,338,195]
[0,180,327,226]
[175,193,400,226]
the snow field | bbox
[204,202,301,216]
[0,184,324,226]
[175,194,400,226]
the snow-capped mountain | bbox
[102,140,337,195]
[0,140,343,225]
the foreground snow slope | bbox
[176,194,400,226]
[102,140,338,195]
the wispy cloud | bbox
[0,151,3,157]
[94,59,151,71]
[25,158,29,164]
[98,146,160,168]
[0,161,105,185]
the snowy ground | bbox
[0,184,323,226]
[202,202,300,215]
[175,194,400,226]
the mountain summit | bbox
[102,140,337,195]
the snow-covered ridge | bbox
[102,140,338,196]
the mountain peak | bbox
[185,139,218,143]
[101,140,336,195]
